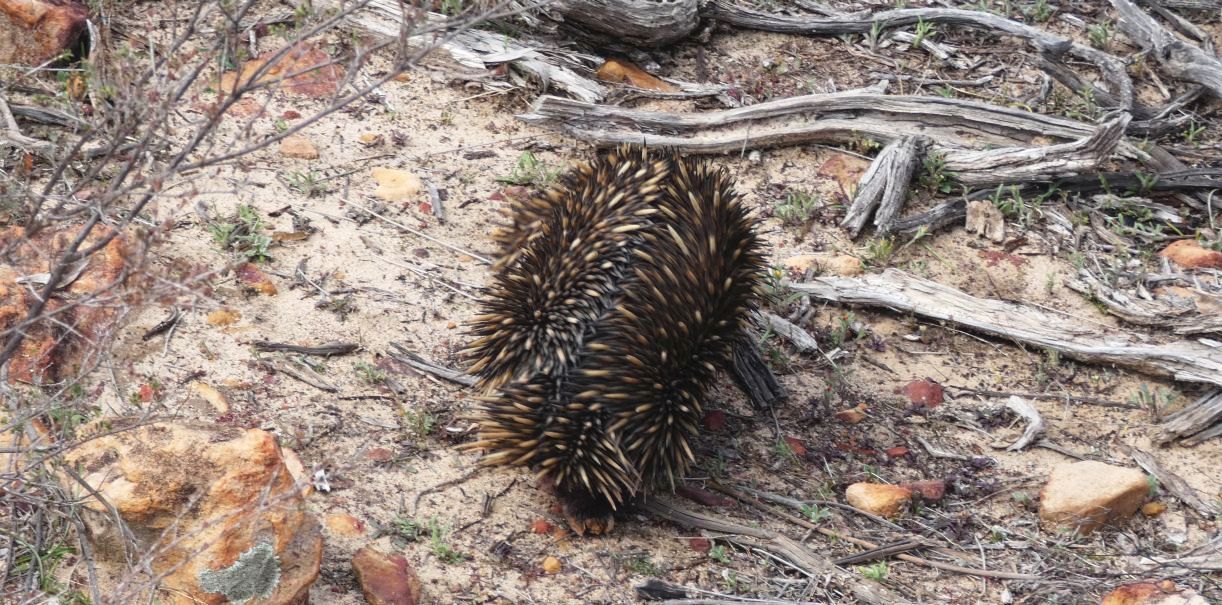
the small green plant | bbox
[439,0,463,15]
[1182,120,1207,146]
[935,84,955,98]
[284,170,328,198]
[209,204,272,262]
[830,311,861,347]
[354,361,387,385]
[273,118,289,132]
[868,20,884,50]
[1088,21,1113,50]
[709,544,731,564]
[773,439,800,465]
[911,18,934,48]
[1026,0,1053,22]
[989,185,1043,228]
[392,517,425,541]
[496,151,559,187]
[800,503,832,523]
[427,518,467,564]
[775,189,822,226]
[862,236,895,268]
[1130,383,1175,418]
[859,561,889,581]
[918,152,955,193]
[625,554,660,575]
[403,408,437,436]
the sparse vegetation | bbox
[209,204,273,262]
[775,189,822,226]
[496,151,560,187]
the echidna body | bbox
[463,145,765,534]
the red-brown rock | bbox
[0,225,129,384]
[0,0,88,66]
[353,547,425,605]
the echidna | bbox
[462,144,766,534]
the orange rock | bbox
[542,556,563,574]
[595,58,678,91]
[64,422,322,605]
[217,42,344,98]
[0,224,129,384]
[1159,240,1222,269]
[834,404,868,424]
[1102,581,1208,605]
[845,482,912,518]
[0,0,88,66]
[325,513,366,537]
[817,154,871,191]
[352,547,425,605]
[279,135,319,160]
[1141,501,1167,517]
[189,381,230,414]
[1039,461,1148,535]
[237,262,278,295]
[207,308,241,326]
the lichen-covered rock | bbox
[1039,460,1149,535]
[0,0,88,66]
[64,421,321,605]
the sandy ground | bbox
[36,5,1222,604]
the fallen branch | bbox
[1128,447,1221,517]
[1156,389,1222,444]
[522,90,1097,152]
[790,269,1222,389]
[1111,0,1222,98]
[942,114,1129,187]
[388,342,475,387]
[1063,269,1221,336]
[707,0,1133,110]
[252,340,360,356]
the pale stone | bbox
[1039,460,1149,535]
[372,167,422,201]
[279,135,319,160]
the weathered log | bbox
[324,0,716,103]
[942,114,1129,186]
[840,135,923,238]
[790,269,1222,388]
[541,0,700,48]
[524,93,1131,189]
[1111,0,1222,98]
[1156,389,1222,444]
[1063,269,1221,336]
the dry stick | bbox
[251,341,360,356]
[344,199,494,264]
[1111,0,1222,98]
[388,343,476,387]
[1127,446,1222,518]
[1156,389,1222,444]
[945,385,1139,411]
[791,269,1222,389]
[705,0,1134,110]
[640,498,924,602]
[714,485,1042,581]
[412,467,484,515]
